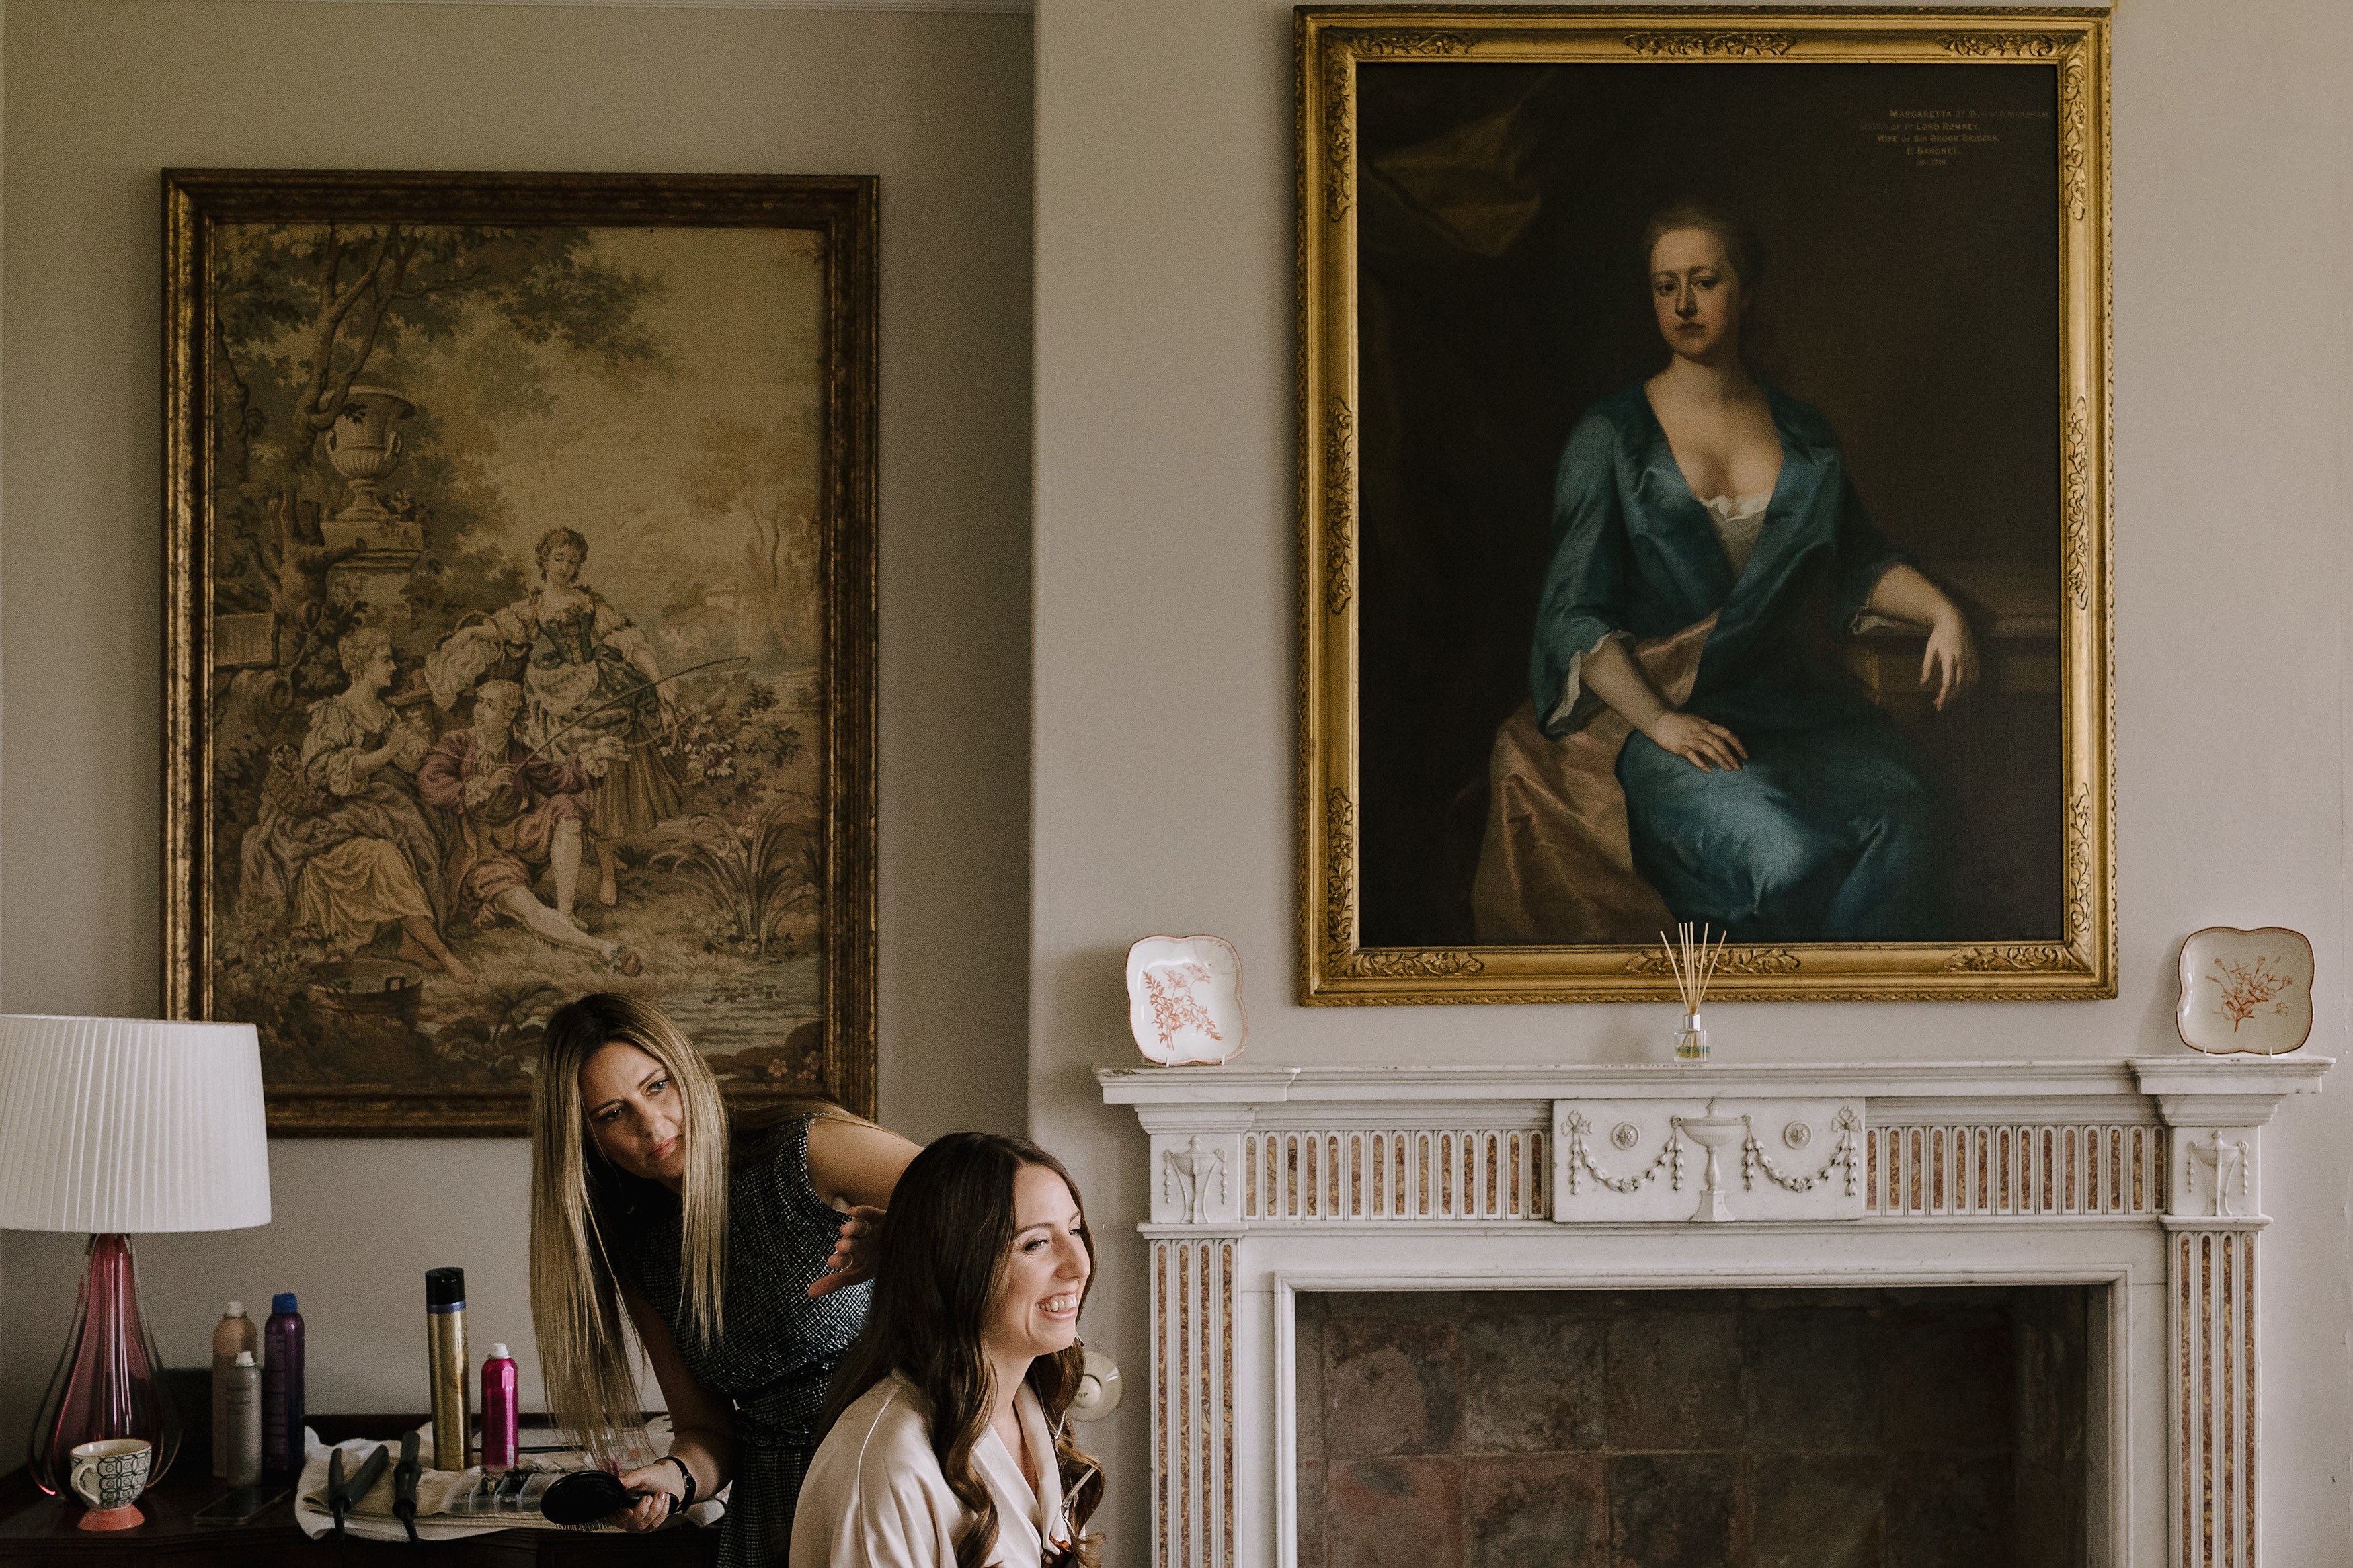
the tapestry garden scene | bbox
[169,178,877,1124]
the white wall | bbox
[1029,0,2353,1561]
[0,0,1033,1433]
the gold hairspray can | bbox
[426,1268,469,1468]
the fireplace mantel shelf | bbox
[1098,1054,2331,1107]
[1101,1054,2329,1568]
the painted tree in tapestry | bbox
[208,222,828,1091]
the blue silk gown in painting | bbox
[1529,383,1940,941]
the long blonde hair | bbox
[528,994,748,1458]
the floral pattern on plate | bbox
[2176,926,2313,1056]
[1125,935,1247,1065]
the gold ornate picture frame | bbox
[1297,9,2112,1003]
[165,171,879,1130]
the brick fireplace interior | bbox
[1293,1285,2093,1568]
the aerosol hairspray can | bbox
[426,1268,469,1469]
[262,1294,305,1474]
[224,1351,264,1487]
[210,1301,259,1477]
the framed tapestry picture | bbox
[1297,9,2114,1003]
[165,171,877,1131]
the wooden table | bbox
[0,1417,718,1567]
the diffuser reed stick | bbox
[1659,921,1728,1062]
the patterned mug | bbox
[67,1438,151,1530]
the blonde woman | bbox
[528,993,918,1566]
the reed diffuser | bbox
[1660,922,1729,1062]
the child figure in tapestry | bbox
[238,627,472,983]
[428,528,686,910]
[416,681,643,974]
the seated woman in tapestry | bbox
[237,626,473,983]
[426,526,684,911]
[1476,202,1979,944]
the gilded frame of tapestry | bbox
[165,171,878,1130]
[1298,9,2114,1003]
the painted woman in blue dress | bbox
[1529,202,1979,941]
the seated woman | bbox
[1478,199,1980,943]
[237,626,469,980]
[793,1132,1104,1568]
[528,994,918,1566]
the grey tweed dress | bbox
[623,1116,871,1568]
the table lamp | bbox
[0,1015,272,1501]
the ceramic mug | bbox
[67,1438,151,1513]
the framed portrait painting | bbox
[165,171,877,1130]
[1297,10,2114,1002]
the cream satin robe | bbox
[791,1376,1068,1567]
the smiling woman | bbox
[526,993,918,1567]
[793,1133,1106,1568]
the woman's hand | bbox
[391,718,432,769]
[1862,564,1981,712]
[808,1206,885,1299]
[1921,612,1980,712]
[1645,712,1748,773]
[606,1462,684,1532]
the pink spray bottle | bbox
[481,1344,519,1471]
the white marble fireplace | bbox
[1099,1056,2329,1568]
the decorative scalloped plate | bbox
[2176,926,2313,1056]
[1125,934,1247,1066]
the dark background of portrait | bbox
[1352,60,2064,948]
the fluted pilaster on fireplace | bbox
[2165,1224,2255,1568]
[1148,1237,1236,1568]
[2131,1057,2309,1568]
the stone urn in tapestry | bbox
[319,385,421,563]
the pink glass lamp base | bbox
[77,1503,146,1532]
[26,1235,180,1497]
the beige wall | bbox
[9,0,2353,1563]
[1029,0,2353,1560]
[0,0,1033,1434]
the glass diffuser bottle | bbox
[1661,923,1727,1065]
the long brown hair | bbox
[820,1133,1105,1568]
[528,993,834,1462]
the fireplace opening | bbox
[1294,1285,2094,1568]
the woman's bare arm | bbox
[806,1117,920,1213]
[1864,564,1979,710]
[1581,636,1747,773]
[804,1118,922,1299]
[610,1284,735,1532]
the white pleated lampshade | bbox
[0,1015,272,1233]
